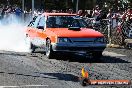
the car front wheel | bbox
[46,39,55,59]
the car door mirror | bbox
[37,26,44,30]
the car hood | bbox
[47,28,104,38]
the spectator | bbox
[67,9,73,14]
[107,8,117,28]
[92,5,101,21]
[92,5,101,29]
[1,5,7,19]
[77,10,85,17]
[15,6,22,18]
[84,10,92,18]
[122,8,132,22]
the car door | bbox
[34,16,47,47]
[27,16,40,39]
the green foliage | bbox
[0,0,131,11]
[103,0,131,11]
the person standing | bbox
[122,8,132,22]
[15,6,22,18]
[1,5,7,19]
[92,5,101,22]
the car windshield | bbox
[46,16,88,28]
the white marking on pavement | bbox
[0,85,49,88]
[103,51,126,57]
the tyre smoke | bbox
[0,14,30,52]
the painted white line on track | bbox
[103,51,126,57]
[0,85,49,88]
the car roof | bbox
[42,13,77,16]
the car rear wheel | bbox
[25,35,35,53]
[46,39,55,59]
[30,43,36,53]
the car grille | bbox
[69,38,96,43]
[68,47,104,51]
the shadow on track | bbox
[28,50,131,63]
[51,55,131,63]
[51,53,131,63]
[101,56,130,63]
[35,72,79,82]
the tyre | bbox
[25,35,35,53]
[30,43,36,53]
[46,39,55,59]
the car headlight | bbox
[96,37,105,43]
[58,38,70,43]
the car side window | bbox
[33,16,41,28]
[46,17,56,28]
[28,21,34,27]
[37,16,45,29]
[28,16,38,27]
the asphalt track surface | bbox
[0,48,131,88]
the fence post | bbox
[32,0,34,17]
[76,0,79,13]
[22,0,25,22]
[108,20,112,44]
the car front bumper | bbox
[52,43,106,52]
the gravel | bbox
[0,48,131,88]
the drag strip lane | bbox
[0,48,131,88]
[103,51,126,57]
[102,50,131,63]
[0,85,49,88]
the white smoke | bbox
[0,14,30,52]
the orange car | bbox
[26,13,106,59]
